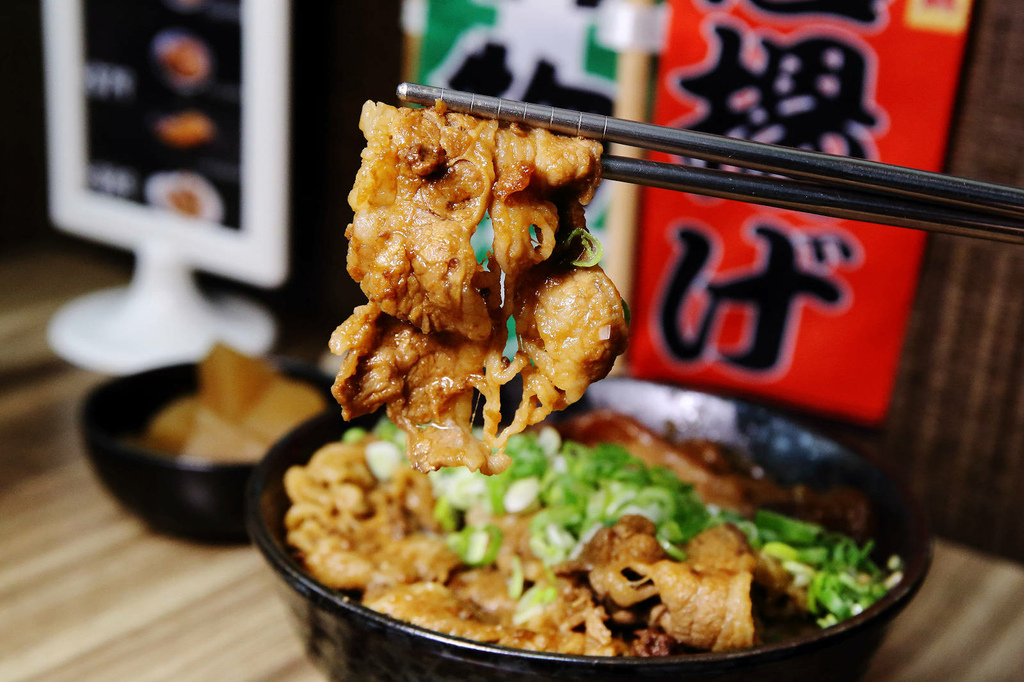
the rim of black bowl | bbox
[247,380,931,669]
[83,358,334,474]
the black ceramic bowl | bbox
[248,378,930,682]
[82,358,334,543]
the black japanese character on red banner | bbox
[659,224,856,372]
[700,0,892,24]
[674,25,881,161]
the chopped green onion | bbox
[507,555,525,600]
[796,546,829,566]
[883,571,903,590]
[430,467,488,510]
[466,531,491,564]
[529,520,577,565]
[536,427,561,457]
[513,583,558,625]
[547,522,576,551]
[658,520,685,544]
[782,560,816,588]
[433,495,458,532]
[616,504,665,524]
[542,473,591,512]
[504,477,541,514]
[755,510,822,545]
[342,427,368,444]
[486,474,508,516]
[762,541,800,562]
[562,228,603,267]
[810,573,852,618]
[447,524,503,567]
[817,613,839,629]
[506,436,549,478]
[569,522,604,561]
[732,519,761,547]
[365,440,402,481]
[657,536,688,562]
[373,417,406,449]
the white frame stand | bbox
[47,243,275,375]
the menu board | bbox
[83,0,242,229]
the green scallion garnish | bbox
[446,524,503,567]
[379,416,901,630]
[342,426,368,444]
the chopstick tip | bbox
[396,82,410,102]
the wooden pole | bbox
[606,0,656,375]
[400,0,425,84]
[402,33,422,84]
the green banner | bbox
[417,0,620,265]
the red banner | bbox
[630,0,973,424]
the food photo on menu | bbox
[4,1,1024,682]
[151,28,215,94]
[144,170,224,221]
[153,109,217,149]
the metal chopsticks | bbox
[396,82,1024,246]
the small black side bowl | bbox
[82,358,334,543]
[247,378,930,682]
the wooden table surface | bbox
[3,249,1024,682]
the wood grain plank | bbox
[25,566,319,682]
[867,543,1024,682]
[0,464,322,682]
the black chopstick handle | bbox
[601,155,1024,245]
[397,83,1024,223]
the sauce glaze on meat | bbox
[330,102,628,474]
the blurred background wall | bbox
[1,0,50,254]
[2,0,1024,560]
[880,0,1024,561]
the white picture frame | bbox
[42,0,291,288]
